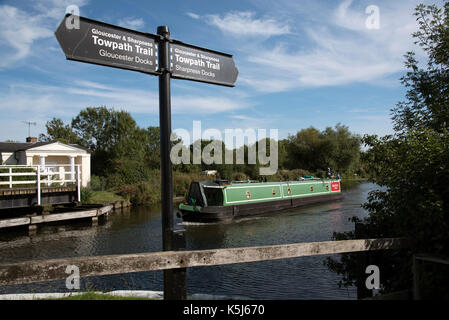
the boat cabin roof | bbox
[200,178,333,189]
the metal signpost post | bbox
[55,14,238,300]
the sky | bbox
[0,0,444,144]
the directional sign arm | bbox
[169,40,238,87]
[55,15,159,75]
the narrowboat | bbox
[177,178,342,223]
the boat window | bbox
[203,187,223,206]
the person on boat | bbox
[337,172,341,180]
[326,168,332,178]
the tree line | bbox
[40,107,363,189]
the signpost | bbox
[55,14,238,300]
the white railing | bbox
[0,165,81,205]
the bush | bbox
[105,158,153,189]
[90,175,107,191]
[232,172,248,181]
[116,182,160,206]
[173,172,204,197]
[264,169,313,182]
[80,187,93,203]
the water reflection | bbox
[0,181,375,299]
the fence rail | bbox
[0,165,81,204]
[0,237,406,287]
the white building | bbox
[0,138,91,187]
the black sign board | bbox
[55,15,158,75]
[170,41,238,87]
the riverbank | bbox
[0,291,160,300]
[0,204,114,233]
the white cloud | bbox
[201,11,290,37]
[236,0,426,92]
[0,79,249,141]
[186,12,200,20]
[0,5,53,68]
[172,95,246,114]
[0,1,89,69]
[117,17,145,29]
[0,80,247,118]
[33,0,88,20]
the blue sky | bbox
[0,0,444,144]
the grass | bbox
[46,292,154,300]
[84,190,125,205]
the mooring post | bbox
[412,255,421,300]
[157,25,186,300]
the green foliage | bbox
[173,172,204,197]
[46,291,153,300]
[232,172,248,181]
[285,124,361,175]
[80,187,93,203]
[362,128,449,252]
[89,175,107,191]
[39,118,81,144]
[116,182,159,206]
[265,169,313,182]
[392,3,449,133]
[326,2,449,297]
[84,190,124,204]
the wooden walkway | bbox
[0,204,114,231]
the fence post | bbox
[412,255,421,300]
[9,167,12,188]
[37,165,41,206]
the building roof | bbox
[0,141,91,153]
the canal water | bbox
[0,181,376,299]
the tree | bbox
[71,106,148,176]
[322,124,361,174]
[364,2,449,256]
[392,3,449,133]
[39,118,80,145]
[326,2,449,298]
[285,125,361,174]
[287,127,327,171]
[41,107,162,181]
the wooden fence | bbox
[0,238,406,287]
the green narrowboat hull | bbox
[178,179,342,223]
